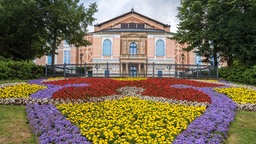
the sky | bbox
[80,0,181,33]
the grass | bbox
[0,105,37,144]
[226,111,256,144]
[0,80,27,84]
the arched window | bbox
[156,39,165,56]
[63,40,70,47]
[130,42,137,55]
[103,39,112,56]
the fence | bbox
[45,62,218,79]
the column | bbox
[138,64,141,77]
[120,63,123,76]
[126,63,128,75]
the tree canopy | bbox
[173,0,256,67]
[0,0,97,63]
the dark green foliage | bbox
[0,0,46,60]
[219,65,256,85]
[0,0,97,64]
[0,57,45,80]
[174,0,256,67]
[34,0,97,65]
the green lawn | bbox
[0,105,37,144]
[226,111,256,144]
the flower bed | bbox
[214,87,256,111]
[0,83,46,98]
[214,87,256,104]
[0,82,26,88]
[0,78,246,143]
[113,77,147,81]
[26,104,90,143]
[56,96,206,143]
[50,78,214,103]
[173,86,236,143]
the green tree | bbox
[0,0,97,64]
[37,0,97,65]
[173,0,256,67]
[0,0,46,60]
[223,1,256,66]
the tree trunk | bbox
[51,30,57,68]
[227,57,233,67]
[213,52,218,67]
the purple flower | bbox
[173,86,236,144]
[26,104,90,144]
[28,79,89,98]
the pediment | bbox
[94,10,170,32]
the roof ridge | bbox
[94,10,170,27]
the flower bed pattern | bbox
[0,78,248,143]
[56,96,206,143]
[49,78,218,103]
[172,85,236,143]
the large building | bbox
[36,9,202,77]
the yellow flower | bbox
[56,96,206,143]
[0,83,46,98]
[112,78,147,81]
[215,87,256,104]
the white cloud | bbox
[80,0,180,32]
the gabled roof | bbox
[93,28,172,34]
[94,8,170,27]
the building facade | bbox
[36,9,203,77]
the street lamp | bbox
[181,53,185,78]
[95,64,99,77]
[80,53,83,64]
[166,65,172,77]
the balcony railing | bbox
[120,54,147,59]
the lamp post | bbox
[181,53,185,77]
[166,65,172,77]
[95,64,99,77]
[80,53,83,64]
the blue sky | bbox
[80,0,180,32]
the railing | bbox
[120,54,146,59]
[45,62,218,79]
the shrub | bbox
[0,57,45,80]
[219,65,256,85]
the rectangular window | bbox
[138,24,145,29]
[47,55,52,65]
[129,23,136,29]
[121,23,128,28]
[64,50,70,64]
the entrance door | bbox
[130,66,137,77]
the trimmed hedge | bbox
[0,57,45,80]
[219,65,256,85]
